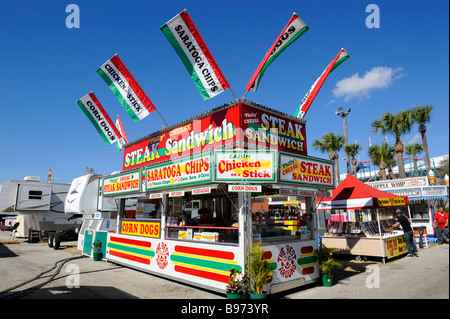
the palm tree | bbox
[344,144,363,176]
[410,105,433,173]
[405,143,424,177]
[368,143,396,180]
[313,132,344,184]
[371,110,414,178]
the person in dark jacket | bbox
[390,209,418,257]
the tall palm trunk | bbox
[395,138,406,178]
[379,160,387,180]
[413,155,419,177]
[419,123,431,172]
[351,158,357,177]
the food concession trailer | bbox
[319,174,411,263]
[81,100,335,294]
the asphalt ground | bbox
[1,230,448,305]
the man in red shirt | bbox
[434,206,449,245]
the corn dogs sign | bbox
[279,153,334,188]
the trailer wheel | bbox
[53,233,61,250]
[48,232,54,248]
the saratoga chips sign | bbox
[103,170,142,196]
[279,153,334,188]
[146,152,212,190]
[215,150,276,182]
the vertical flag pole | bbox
[154,107,169,128]
[229,87,238,101]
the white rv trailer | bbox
[0,176,82,237]
[64,174,118,252]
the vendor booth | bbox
[366,177,449,244]
[319,174,410,263]
[82,100,336,294]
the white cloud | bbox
[332,66,405,102]
[406,134,421,145]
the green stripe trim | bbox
[330,55,350,72]
[160,24,210,100]
[170,254,241,272]
[97,68,140,122]
[297,255,317,265]
[108,242,155,258]
[77,100,110,145]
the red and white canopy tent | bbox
[314,174,409,211]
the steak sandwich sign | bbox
[123,101,307,172]
[279,153,334,188]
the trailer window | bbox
[28,190,43,200]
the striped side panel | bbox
[171,245,240,283]
[297,245,316,275]
[108,236,154,265]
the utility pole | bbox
[335,107,351,175]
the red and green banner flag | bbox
[160,10,230,100]
[294,48,350,120]
[115,115,128,151]
[245,13,309,93]
[97,55,156,122]
[77,92,123,146]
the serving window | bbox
[121,197,163,220]
[165,187,239,244]
[252,195,315,243]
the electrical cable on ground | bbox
[0,254,86,299]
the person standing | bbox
[434,206,449,245]
[390,209,419,257]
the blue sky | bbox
[0,0,448,184]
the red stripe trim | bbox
[88,93,122,139]
[301,246,314,254]
[180,11,230,90]
[110,236,152,248]
[174,245,234,260]
[116,115,128,143]
[263,251,272,260]
[109,249,150,265]
[109,55,156,114]
[302,266,315,275]
[174,265,229,283]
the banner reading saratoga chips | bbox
[160,10,230,100]
[279,153,334,188]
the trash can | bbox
[413,226,426,248]
[28,229,40,243]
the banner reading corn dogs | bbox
[215,151,276,182]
